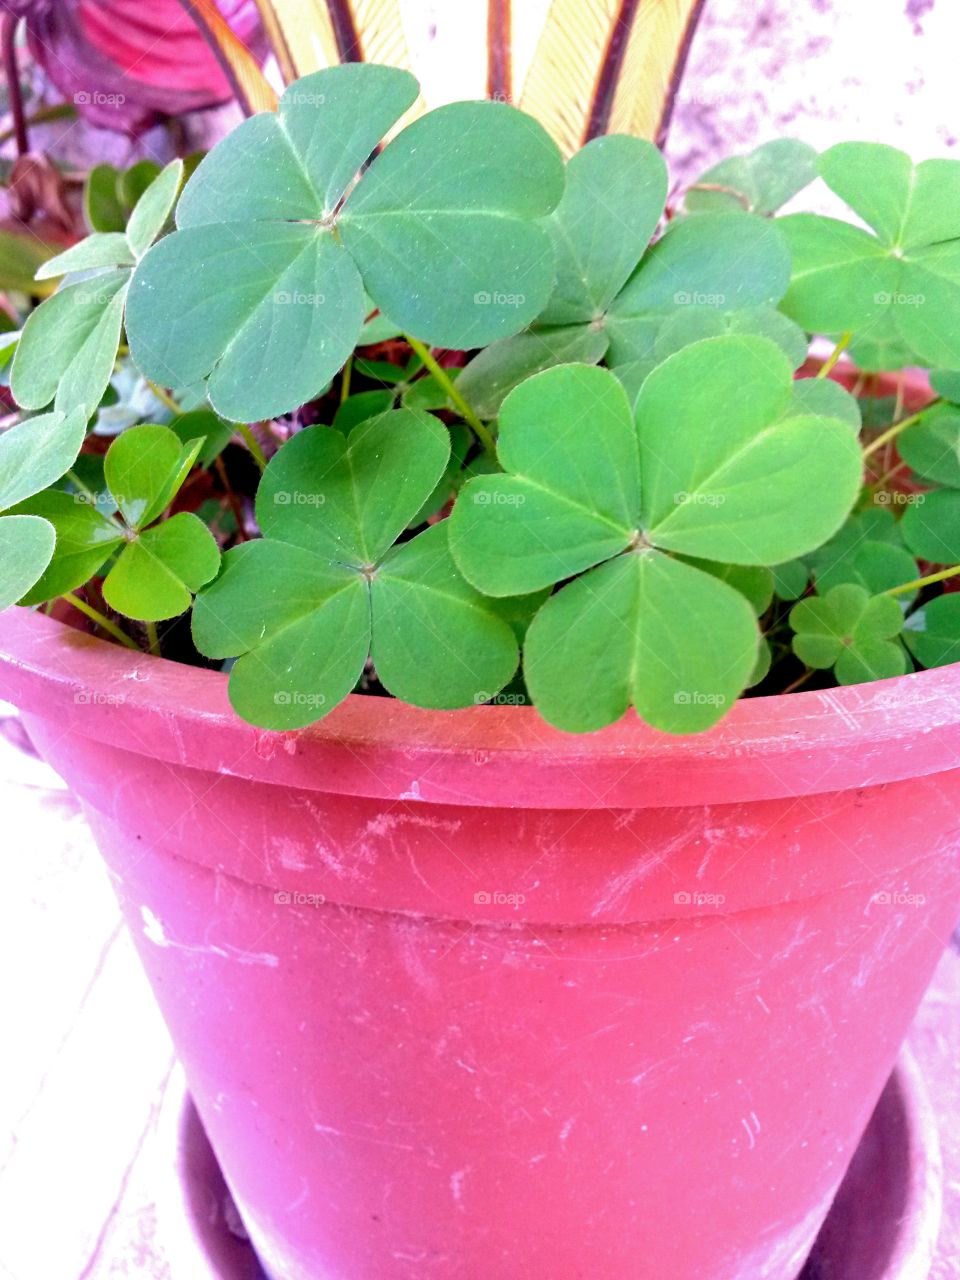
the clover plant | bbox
[4,66,960,736]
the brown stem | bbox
[214,455,247,541]
[2,14,28,158]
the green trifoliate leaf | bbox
[193,411,517,728]
[0,409,88,511]
[332,391,395,435]
[371,522,519,709]
[653,305,808,370]
[898,404,960,487]
[256,410,450,562]
[0,515,55,609]
[790,584,907,684]
[812,537,918,597]
[102,511,220,621]
[901,488,960,563]
[686,560,774,614]
[126,159,183,258]
[455,325,608,420]
[35,233,134,280]
[538,135,668,326]
[523,550,758,734]
[128,67,564,421]
[685,140,818,216]
[786,378,862,432]
[606,212,791,366]
[904,593,960,668]
[780,143,960,367]
[9,488,123,603]
[12,271,129,417]
[771,559,809,601]
[637,338,863,563]
[449,363,639,596]
[104,424,203,529]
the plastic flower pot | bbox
[2,605,960,1279]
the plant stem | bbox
[403,334,496,455]
[886,564,960,597]
[235,421,267,472]
[817,332,853,379]
[340,355,352,403]
[61,593,141,650]
[862,407,929,458]
[146,379,182,415]
[1,15,28,157]
[214,455,247,539]
[65,468,99,506]
[782,668,815,695]
[145,620,160,655]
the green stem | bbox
[340,354,352,404]
[886,564,960,597]
[403,334,496,455]
[817,332,853,379]
[862,407,930,459]
[145,620,160,656]
[146,379,182,416]
[65,468,98,506]
[235,421,267,472]
[61,593,140,650]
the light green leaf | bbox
[167,409,235,467]
[193,540,371,730]
[84,164,125,233]
[0,409,87,511]
[103,424,200,529]
[0,515,55,609]
[455,325,608,420]
[779,214,897,335]
[539,134,667,325]
[685,140,818,216]
[901,488,960,563]
[931,370,960,403]
[771,559,809,601]
[12,271,129,416]
[35,233,134,280]
[126,159,183,258]
[813,537,918,596]
[102,512,220,620]
[898,404,960,487]
[449,364,639,596]
[9,489,123,603]
[523,550,758,733]
[904,593,960,668]
[786,378,862,431]
[372,522,518,707]
[637,337,863,563]
[256,410,450,562]
[653,305,808,370]
[126,223,364,424]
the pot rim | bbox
[2,606,960,809]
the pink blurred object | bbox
[18,0,263,132]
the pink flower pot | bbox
[2,604,959,1279]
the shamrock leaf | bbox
[191,410,519,729]
[780,143,960,367]
[901,488,960,563]
[790,584,907,684]
[457,136,790,416]
[898,404,960,487]
[904,594,960,668]
[0,408,87,608]
[12,423,218,619]
[13,160,184,419]
[449,336,863,732]
[126,65,565,423]
[685,140,818,216]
